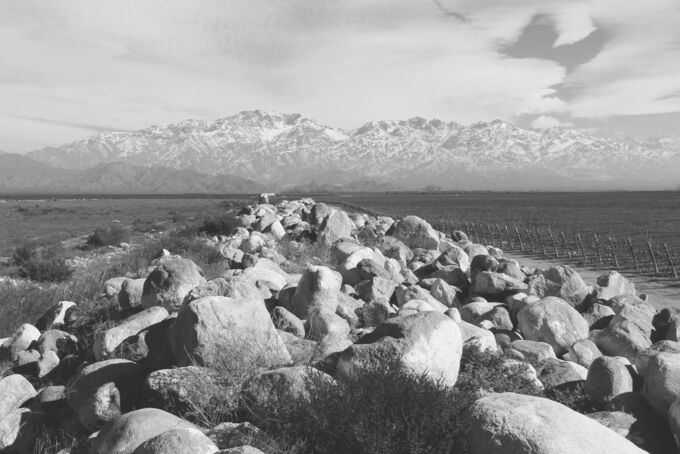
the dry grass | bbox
[276,238,333,274]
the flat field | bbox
[319,191,680,277]
[0,195,251,257]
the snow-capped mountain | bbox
[25,110,680,190]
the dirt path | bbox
[504,252,680,311]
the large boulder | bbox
[642,352,680,418]
[0,323,40,361]
[586,356,634,408]
[170,296,291,368]
[141,258,206,311]
[319,210,355,245]
[510,340,556,367]
[387,216,440,250]
[336,311,463,387]
[0,375,36,420]
[595,319,652,363]
[90,408,200,454]
[94,306,169,360]
[517,297,589,356]
[289,265,342,319]
[595,271,636,301]
[66,359,144,431]
[465,392,646,453]
[118,278,146,309]
[0,407,40,453]
[527,266,591,309]
[471,271,528,298]
[35,300,77,331]
[132,427,219,454]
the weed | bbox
[86,225,129,248]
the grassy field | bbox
[319,191,680,277]
[0,195,252,257]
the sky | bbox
[1,0,679,153]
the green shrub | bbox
[86,225,129,247]
[11,243,73,282]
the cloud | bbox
[531,115,571,129]
[0,0,679,151]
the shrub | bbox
[86,225,129,248]
[276,238,333,274]
[198,212,238,236]
[11,243,73,282]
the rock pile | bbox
[0,195,677,453]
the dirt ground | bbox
[504,252,680,311]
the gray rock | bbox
[517,297,589,356]
[142,258,206,311]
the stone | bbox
[335,293,362,328]
[105,277,129,298]
[457,321,498,353]
[586,356,634,408]
[465,392,646,454]
[437,245,470,272]
[361,297,396,327]
[319,210,355,245]
[0,323,40,361]
[35,300,77,331]
[565,339,603,368]
[170,296,291,368]
[132,427,219,454]
[469,254,498,281]
[144,366,223,411]
[653,308,680,340]
[270,306,305,338]
[141,257,207,311]
[527,266,592,309]
[289,265,342,319]
[394,284,447,312]
[0,375,37,420]
[183,278,230,304]
[337,311,463,387]
[310,203,333,225]
[642,352,680,418]
[669,398,680,451]
[536,358,588,387]
[94,306,169,361]
[37,329,78,358]
[588,410,675,454]
[595,319,652,363]
[517,297,589,356]
[387,216,440,250]
[118,278,146,309]
[510,340,556,367]
[0,408,40,453]
[65,359,144,431]
[355,276,398,304]
[595,271,636,301]
[582,303,616,329]
[471,271,528,298]
[429,278,459,307]
[635,341,680,378]
[307,308,350,341]
[90,408,200,454]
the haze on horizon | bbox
[1,0,680,154]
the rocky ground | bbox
[0,196,678,453]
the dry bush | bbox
[11,243,73,283]
[276,238,333,274]
[85,225,129,248]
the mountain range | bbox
[3,110,679,193]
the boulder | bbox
[94,307,169,361]
[437,245,470,272]
[643,352,680,418]
[142,258,206,311]
[0,408,40,453]
[510,340,556,367]
[0,323,40,361]
[270,306,305,338]
[361,297,396,327]
[517,297,589,356]
[429,278,459,307]
[586,356,634,408]
[595,271,636,301]
[118,278,146,309]
[90,408,200,454]
[105,277,129,297]
[536,358,588,387]
[337,311,463,387]
[0,375,37,420]
[307,308,350,341]
[669,398,680,451]
[132,427,219,454]
[394,285,447,312]
[595,319,652,363]
[319,210,355,245]
[527,266,591,309]
[635,340,680,379]
[457,321,498,353]
[465,392,646,454]
[170,296,291,368]
[35,300,77,331]
[36,329,78,358]
[289,265,342,319]
[66,359,144,431]
[565,339,602,368]
[588,410,675,454]
[387,216,440,250]
[471,271,528,298]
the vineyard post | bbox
[525,229,534,253]
[577,233,587,264]
[515,227,524,251]
[536,228,547,255]
[664,243,678,279]
[471,223,479,243]
[594,234,603,265]
[609,237,620,268]
[628,238,639,271]
[487,224,495,245]
[547,228,559,257]
[561,231,572,259]
[648,241,660,275]
[495,224,503,247]
[505,225,513,249]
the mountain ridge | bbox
[18,110,680,191]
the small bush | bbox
[276,238,333,274]
[86,225,129,248]
[198,212,238,236]
[11,243,73,282]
